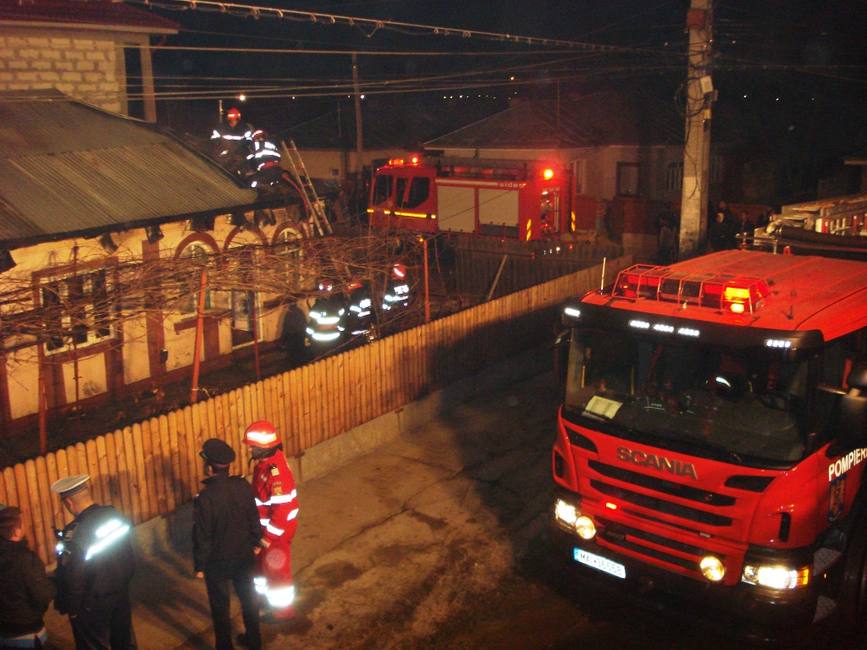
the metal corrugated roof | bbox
[0,91,257,245]
[425,92,682,149]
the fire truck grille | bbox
[590,479,733,527]
[598,518,708,573]
[588,461,735,507]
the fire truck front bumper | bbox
[549,524,819,638]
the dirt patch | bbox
[312,560,363,589]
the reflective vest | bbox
[347,285,373,336]
[306,295,346,344]
[252,450,299,548]
[382,278,410,311]
[246,139,282,172]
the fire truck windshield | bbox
[563,329,810,467]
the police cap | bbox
[200,438,235,466]
[51,474,90,498]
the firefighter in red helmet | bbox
[211,106,253,176]
[382,262,411,312]
[243,420,299,620]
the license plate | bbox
[574,547,626,579]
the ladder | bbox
[281,139,333,237]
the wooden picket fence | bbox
[0,256,630,564]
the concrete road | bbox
[45,370,861,649]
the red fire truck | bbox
[553,244,867,635]
[367,154,570,240]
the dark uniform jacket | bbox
[193,474,262,574]
[0,537,54,636]
[55,505,135,617]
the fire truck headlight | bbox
[741,564,810,590]
[699,555,726,582]
[554,499,579,527]
[575,515,596,540]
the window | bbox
[276,227,304,290]
[666,162,683,193]
[395,177,408,208]
[616,162,641,196]
[404,177,430,209]
[178,243,214,314]
[41,270,113,352]
[570,159,585,195]
[372,174,393,205]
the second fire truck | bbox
[368,154,571,241]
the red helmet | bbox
[318,279,334,292]
[243,420,279,448]
[251,129,267,142]
[391,263,407,280]
[226,107,241,125]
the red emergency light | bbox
[387,158,405,166]
[613,264,769,314]
[409,153,421,165]
[542,167,555,180]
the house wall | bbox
[0,24,162,117]
[298,147,402,181]
[0,206,307,428]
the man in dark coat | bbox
[193,439,263,650]
[0,505,54,648]
[52,475,136,650]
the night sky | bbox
[140,0,867,201]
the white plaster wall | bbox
[6,348,39,420]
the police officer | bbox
[193,439,262,650]
[52,475,136,650]
[242,421,299,621]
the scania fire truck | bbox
[368,154,570,241]
[552,245,867,634]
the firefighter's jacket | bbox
[54,505,134,617]
[210,121,253,146]
[0,537,54,637]
[247,138,282,172]
[347,284,373,336]
[306,295,347,345]
[193,473,262,573]
[382,277,411,311]
[252,451,298,549]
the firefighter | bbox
[243,420,299,621]
[210,107,253,175]
[345,280,374,342]
[193,439,262,650]
[305,280,347,352]
[52,475,136,650]
[245,129,283,188]
[382,262,411,312]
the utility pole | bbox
[352,52,364,176]
[678,0,715,258]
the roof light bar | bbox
[765,339,793,349]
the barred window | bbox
[41,269,112,352]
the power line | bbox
[127,0,681,57]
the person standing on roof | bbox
[52,475,136,649]
[193,439,262,650]
[211,106,254,175]
[243,420,299,621]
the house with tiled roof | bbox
[425,91,702,255]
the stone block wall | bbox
[0,28,123,113]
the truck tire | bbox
[838,519,867,633]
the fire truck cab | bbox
[368,154,569,241]
[553,248,867,635]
